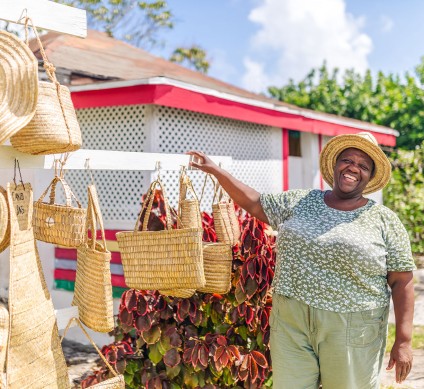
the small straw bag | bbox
[197,242,233,294]
[0,187,10,253]
[10,18,82,155]
[201,174,240,245]
[33,175,86,247]
[160,170,200,298]
[62,318,125,388]
[0,304,9,388]
[72,185,114,332]
[117,177,205,290]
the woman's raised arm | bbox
[187,151,269,224]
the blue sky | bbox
[151,0,424,94]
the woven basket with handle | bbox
[62,318,125,388]
[72,185,114,332]
[160,169,199,298]
[10,18,82,155]
[33,175,86,247]
[117,177,205,290]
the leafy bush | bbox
[82,191,276,388]
[384,142,424,256]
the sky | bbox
[150,0,424,95]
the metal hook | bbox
[13,159,25,189]
[155,161,161,179]
[84,158,95,185]
[16,8,28,23]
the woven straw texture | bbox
[226,199,241,244]
[10,19,81,155]
[72,185,114,332]
[7,183,70,389]
[0,30,38,145]
[319,132,392,195]
[117,178,205,290]
[0,187,10,253]
[159,171,201,298]
[62,318,125,389]
[33,176,86,247]
[0,304,9,383]
[198,243,233,294]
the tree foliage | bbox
[384,142,424,255]
[268,62,424,150]
[55,0,210,73]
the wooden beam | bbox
[0,146,233,171]
[0,0,87,38]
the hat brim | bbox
[319,134,392,194]
[0,31,38,144]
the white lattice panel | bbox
[153,106,282,210]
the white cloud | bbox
[380,15,394,33]
[242,0,373,93]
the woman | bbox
[188,132,415,389]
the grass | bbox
[386,324,424,352]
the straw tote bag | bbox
[0,187,10,253]
[160,170,200,298]
[62,318,124,388]
[6,182,70,389]
[72,185,114,332]
[33,175,86,247]
[117,177,205,290]
[197,242,233,294]
[10,19,82,155]
[0,304,8,388]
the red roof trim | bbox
[71,84,396,146]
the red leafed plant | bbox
[81,190,276,389]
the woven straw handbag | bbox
[0,187,10,253]
[62,318,125,388]
[72,185,114,332]
[7,182,70,389]
[117,177,205,290]
[197,242,233,294]
[0,304,8,388]
[10,18,81,155]
[33,175,86,247]
[160,169,200,298]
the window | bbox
[289,130,301,157]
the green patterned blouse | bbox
[260,189,416,313]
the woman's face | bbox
[333,148,375,196]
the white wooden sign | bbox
[0,146,233,171]
[0,0,87,38]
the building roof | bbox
[30,30,398,146]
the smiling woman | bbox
[188,131,416,389]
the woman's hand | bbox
[187,151,221,175]
[386,340,413,383]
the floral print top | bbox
[260,189,416,313]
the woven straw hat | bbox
[0,186,10,253]
[319,132,392,194]
[0,30,38,144]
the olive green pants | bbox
[270,294,389,389]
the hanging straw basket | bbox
[116,178,205,290]
[10,18,82,155]
[198,243,233,294]
[72,185,114,333]
[33,176,86,247]
[62,318,125,389]
[160,169,201,298]
[0,304,8,388]
[0,187,10,253]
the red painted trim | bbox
[318,134,324,190]
[54,269,127,288]
[55,247,122,264]
[282,129,289,191]
[71,84,397,146]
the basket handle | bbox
[61,317,122,380]
[133,178,173,232]
[199,173,220,205]
[85,185,107,251]
[36,176,81,208]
